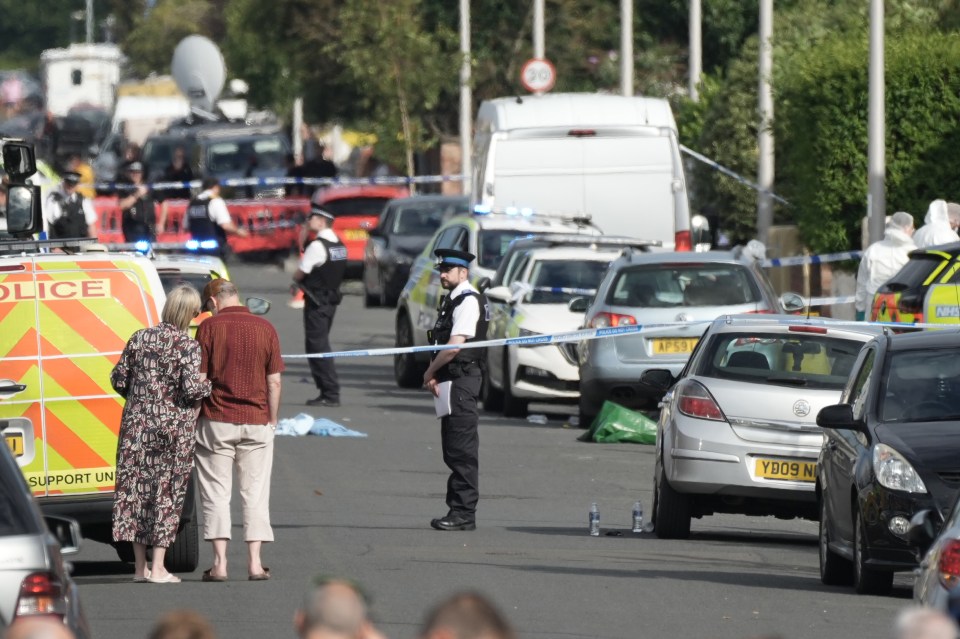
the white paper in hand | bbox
[434,381,453,418]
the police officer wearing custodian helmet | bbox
[423,248,489,531]
[293,205,347,407]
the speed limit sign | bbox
[520,58,556,94]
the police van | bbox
[0,141,199,571]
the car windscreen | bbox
[321,197,391,218]
[478,230,556,270]
[0,455,42,537]
[881,348,960,422]
[525,259,608,304]
[391,202,467,236]
[158,272,213,295]
[697,331,864,390]
[206,136,288,174]
[605,264,761,308]
[879,255,943,292]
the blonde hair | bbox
[162,284,202,331]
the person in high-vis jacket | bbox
[44,171,97,239]
[293,205,347,407]
[423,248,489,531]
[184,177,248,255]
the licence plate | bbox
[343,229,368,241]
[4,433,23,458]
[756,458,816,482]
[651,337,698,355]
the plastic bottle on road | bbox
[632,500,644,533]
[589,502,600,536]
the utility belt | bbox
[305,288,343,306]
[438,358,484,381]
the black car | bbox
[817,329,960,595]
[362,195,469,307]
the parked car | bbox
[817,329,960,595]
[641,315,886,540]
[483,242,646,417]
[871,241,960,326]
[192,124,291,199]
[313,185,410,278]
[577,249,805,425]
[363,195,469,307]
[911,491,960,612]
[0,429,90,637]
[393,209,601,388]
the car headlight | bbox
[873,444,928,493]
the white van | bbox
[471,93,692,250]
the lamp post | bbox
[460,0,472,196]
[756,0,774,246]
[621,0,633,96]
[689,0,702,102]
[867,0,886,244]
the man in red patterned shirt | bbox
[195,279,283,582]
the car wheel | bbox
[165,497,199,573]
[114,541,134,563]
[482,365,504,412]
[501,349,528,418]
[578,403,596,430]
[819,494,853,585]
[853,508,894,595]
[394,313,425,388]
[653,465,691,539]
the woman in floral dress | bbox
[111,284,212,583]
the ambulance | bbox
[871,242,960,326]
[0,142,199,571]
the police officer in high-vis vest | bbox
[423,248,489,531]
[184,177,248,255]
[44,171,97,239]
[293,205,347,407]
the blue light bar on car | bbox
[473,204,492,215]
[134,240,151,253]
[184,240,219,251]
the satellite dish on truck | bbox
[171,35,225,113]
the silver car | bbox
[0,432,89,637]
[641,315,886,539]
[912,496,960,611]
[577,249,804,425]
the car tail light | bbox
[938,539,960,590]
[788,325,828,334]
[16,572,66,618]
[898,289,925,315]
[676,380,725,421]
[675,230,692,252]
[744,309,775,314]
[567,129,596,137]
[589,312,637,328]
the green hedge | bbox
[777,32,960,254]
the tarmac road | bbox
[70,262,910,639]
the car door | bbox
[487,252,532,385]
[826,347,877,545]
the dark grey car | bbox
[0,431,89,637]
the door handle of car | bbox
[658,392,674,409]
[0,383,26,396]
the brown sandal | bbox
[248,567,271,581]
[202,568,227,582]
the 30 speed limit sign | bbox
[520,58,556,94]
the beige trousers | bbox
[195,418,275,542]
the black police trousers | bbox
[304,300,340,401]
[440,373,482,518]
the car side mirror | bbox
[816,404,862,430]
[780,292,806,313]
[568,296,590,313]
[4,184,42,236]
[245,297,271,315]
[476,276,491,293]
[44,515,82,555]
[907,509,939,553]
[640,369,675,392]
[2,141,36,179]
[485,285,511,304]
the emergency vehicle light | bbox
[185,240,219,251]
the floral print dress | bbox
[110,322,212,547]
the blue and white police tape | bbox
[284,323,658,360]
[89,173,467,193]
[679,145,791,206]
[762,251,863,268]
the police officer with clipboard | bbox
[423,248,489,531]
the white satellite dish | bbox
[171,35,226,113]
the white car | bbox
[482,245,622,417]
[393,209,600,388]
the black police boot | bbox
[306,395,341,407]
[430,514,476,531]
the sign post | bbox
[520,58,556,95]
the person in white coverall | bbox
[855,211,916,321]
[913,199,959,248]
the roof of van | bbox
[476,93,677,131]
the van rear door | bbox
[2,257,162,498]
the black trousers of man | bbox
[304,297,340,402]
[440,372,482,518]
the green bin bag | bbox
[577,400,658,444]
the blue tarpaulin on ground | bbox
[275,413,368,438]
